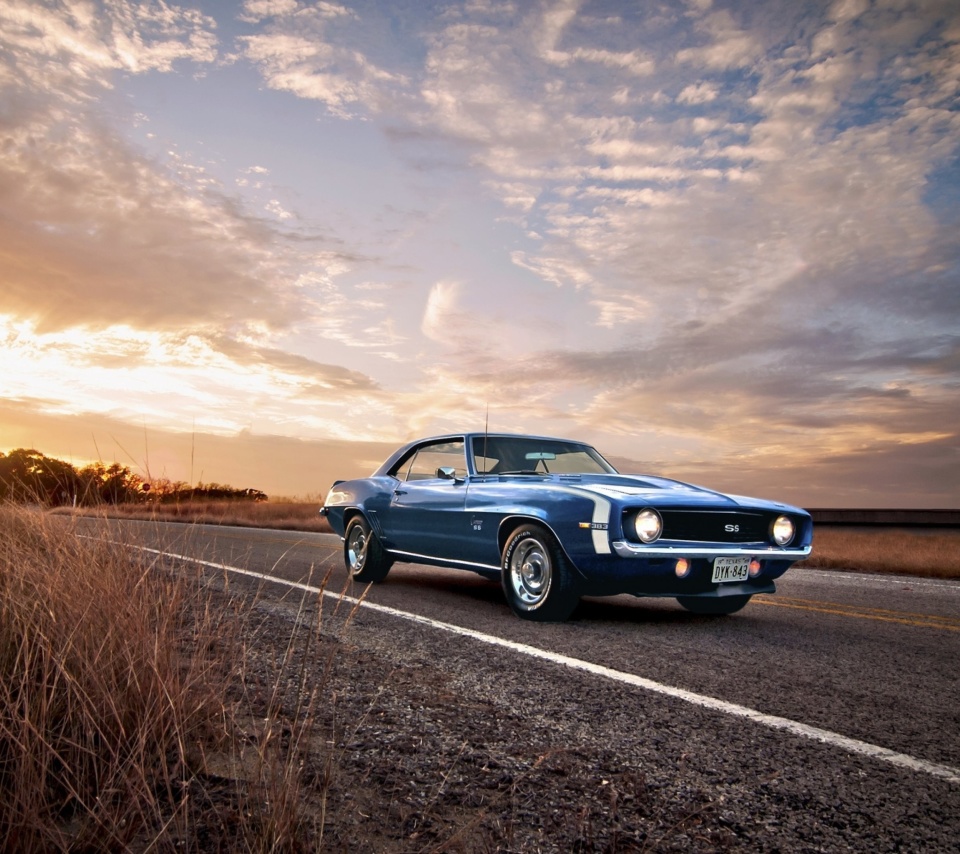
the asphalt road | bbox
[78,518,960,850]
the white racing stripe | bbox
[540,484,612,554]
[134,543,960,786]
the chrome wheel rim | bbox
[509,539,551,606]
[346,526,367,572]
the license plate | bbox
[712,557,750,583]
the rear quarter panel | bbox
[322,477,395,537]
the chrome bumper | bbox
[611,540,812,560]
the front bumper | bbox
[611,540,812,561]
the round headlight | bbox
[771,515,795,546]
[635,508,662,543]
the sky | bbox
[1,0,958,508]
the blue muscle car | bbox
[320,433,813,621]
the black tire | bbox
[501,524,580,621]
[676,594,751,615]
[344,516,392,583]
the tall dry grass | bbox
[0,503,331,851]
[61,499,333,534]
[797,527,960,578]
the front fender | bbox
[494,513,598,583]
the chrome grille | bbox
[659,510,771,543]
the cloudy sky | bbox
[1,0,958,507]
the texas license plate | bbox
[712,557,750,583]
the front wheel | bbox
[676,594,751,615]
[501,524,580,622]
[344,516,392,583]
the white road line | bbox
[138,544,960,786]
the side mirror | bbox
[437,466,458,481]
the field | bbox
[58,498,335,533]
[795,525,960,579]
[61,499,960,579]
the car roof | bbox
[414,432,586,444]
[372,432,597,476]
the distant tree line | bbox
[0,448,267,507]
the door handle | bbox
[393,489,407,496]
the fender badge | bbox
[580,522,608,530]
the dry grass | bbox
[796,526,960,579]
[0,503,334,852]
[60,499,333,534]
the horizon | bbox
[1,1,958,508]
[2,412,955,510]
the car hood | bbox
[494,473,806,514]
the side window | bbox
[399,440,466,482]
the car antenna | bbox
[482,403,489,477]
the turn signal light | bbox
[749,559,762,577]
[675,558,691,578]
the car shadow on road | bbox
[378,567,726,626]
[574,595,706,624]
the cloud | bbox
[0,0,217,95]
[0,317,389,442]
[590,293,652,328]
[0,5,405,448]
[266,199,294,220]
[553,47,655,76]
[0,120,312,334]
[675,5,764,70]
[0,2,310,336]
[0,1,402,378]
[676,81,719,104]
[421,281,464,342]
[238,4,406,117]
[239,0,301,24]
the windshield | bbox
[471,436,617,475]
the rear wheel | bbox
[501,524,579,621]
[344,516,392,583]
[676,594,751,615]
